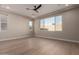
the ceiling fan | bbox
[26,4,42,13]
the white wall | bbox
[34,8,79,42]
[0,11,32,41]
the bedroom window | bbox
[0,14,7,32]
[29,20,33,29]
[40,16,62,31]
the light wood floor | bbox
[0,37,79,55]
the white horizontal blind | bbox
[0,14,7,32]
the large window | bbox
[40,16,62,31]
[0,14,7,32]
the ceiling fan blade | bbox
[36,4,42,10]
[33,4,42,11]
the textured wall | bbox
[34,8,79,42]
[0,11,32,41]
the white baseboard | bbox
[35,35,79,43]
[0,34,31,42]
[1,34,79,44]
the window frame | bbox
[29,20,33,30]
[0,14,7,32]
[40,15,62,32]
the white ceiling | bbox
[0,4,73,19]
